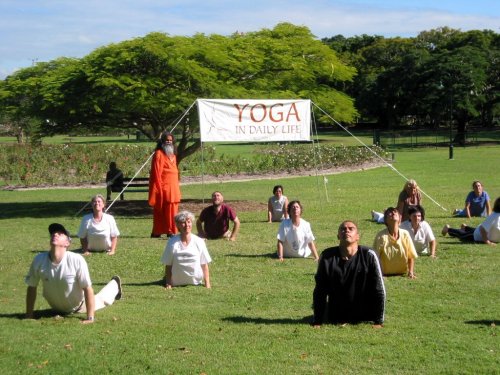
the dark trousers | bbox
[448,225,475,242]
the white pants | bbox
[372,211,385,224]
[77,278,119,313]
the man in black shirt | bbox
[312,220,385,327]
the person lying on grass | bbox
[162,211,212,289]
[276,200,319,262]
[77,194,120,256]
[25,223,122,323]
[312,220,385,328]
[400,205,437,258]
[373,207,418,279]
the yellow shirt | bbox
[373,228,418,275]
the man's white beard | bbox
[163,145,174,155]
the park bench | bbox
[108,177,150,200]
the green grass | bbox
[0,146,499,374]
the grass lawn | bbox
[0,146,498,374]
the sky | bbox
[0,0,498,79]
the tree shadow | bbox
[0,200,86,219]
[221,315,312,325]
[0,197,261,220]
[464,319,499,326]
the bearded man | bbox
[149,132,181,237]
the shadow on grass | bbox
[0,201,87,219]
[123,279,164,287]
[222,315,312,325]
[464,319,499,326]
[226,252,276,258]
[0,200,155,219]
[0,309,74,320]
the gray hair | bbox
[174,210,195,224]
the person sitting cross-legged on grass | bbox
[312,220,385,328]
[442,196,500,246]
[162,211,212,289]
[25,223,122,323]
[453,180,491,218]
[373,207,418,279]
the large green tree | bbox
[1,23,357,162]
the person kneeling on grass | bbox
[442,196,500,246]
[25,223,122,323]
[312,221,385,328]
[373,207,418,279]
[162,211,212,289]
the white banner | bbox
[197,99,311,142]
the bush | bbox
[0,143,388,186]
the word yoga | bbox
[198,99,311,142]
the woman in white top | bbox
[78,194,120,256]
[268,185,289,222]
[276,200,319,261]
[400,205,436,257]
[161,210,211,288]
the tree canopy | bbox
[0,23,357,161]
[1,24,498,152]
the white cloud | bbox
[0,0,498,78]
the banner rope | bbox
[312,101,448,212]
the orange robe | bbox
[148,150,181,236]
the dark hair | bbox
[493,197,500,213]
[287,200,302,215]
[273,185,284,194]
[338,220,358,232]
[109,161,117,169]
[472,180,482,188]
[383,207,399,225]
[407,204,426,220]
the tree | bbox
[6,23,357,162]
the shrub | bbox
[0,143,388,186]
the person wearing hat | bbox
[25,223,122,323]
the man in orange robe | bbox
[148,133,181,237]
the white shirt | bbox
[400,220,435,255]
[277,218,315,258]
[25,251,92,313]
[268,195,287,222]
[474,212,500,242]
[77,213,120,250]
[161,234,212,286]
